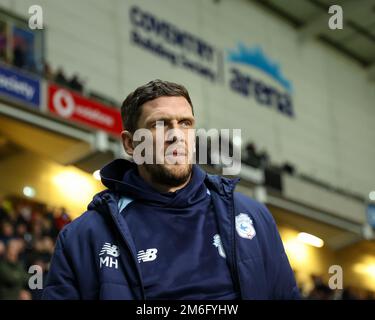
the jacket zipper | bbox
[229,190,243,298]
[105,198,146,300]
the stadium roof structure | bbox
[252,0,375,81]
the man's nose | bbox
[170,120,179,130]
[166,127,185,144]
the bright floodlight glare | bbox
[297,232,324,248]
[93,170,101,181]
[23,186,36,198]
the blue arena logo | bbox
[226,43,294,118]
[227,43,292,93]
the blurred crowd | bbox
[202,134,296,178]
[0,195,70,300]
[44,64,85,93]
[242,141,295,175]
[298,275,375,300]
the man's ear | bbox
[121,130,135,156]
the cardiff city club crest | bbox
[235,213,256,240]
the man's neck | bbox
[137,167,191,193]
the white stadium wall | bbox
[2,0,374,197]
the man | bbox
[43,80,299,300]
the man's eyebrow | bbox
[145,115,195,125]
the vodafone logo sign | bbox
[48,84,123,136]
[52,88,114,126]
[53,89,75,118]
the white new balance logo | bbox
[100,243,120,257]
[99,242,120,269]
[137,248,158,263]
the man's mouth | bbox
[166,148,186,157]
[173,150,186,156]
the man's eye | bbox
[180,121,191,127]
[152,122,164,128]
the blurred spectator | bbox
[32,236,54,263]
[0,196,72,299]
[54,68,69,87]
[0,240,5,258]
[0,196,9,223]
[13,43,26,69]
[306,275,334,300]
[53,207,71,231]
[282,162,295,175]
[69,74,84,92]
[0,21,7,60]
[45,207,59,239]
[341,286,359,300]
[18,289,32,300]
[17,202,32,224]
[243,142,261,168]
[258,150,270,169]
[43,61,54,81]
[0,221,14,245]
[0,239,29,299]
[15,223,28,239]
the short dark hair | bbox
[121,79,194,133]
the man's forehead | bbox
[140,96,194,121]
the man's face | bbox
[134,96,195,187]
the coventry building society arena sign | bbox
[129,5,294,119]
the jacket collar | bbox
[98,158,240,198]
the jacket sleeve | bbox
[42,229,80,300]
[260,204,300,299]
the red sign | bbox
[48,84,122,136]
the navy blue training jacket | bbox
[42,159,300,300]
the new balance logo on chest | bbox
[137,248,158,263]
[99,242,120,269]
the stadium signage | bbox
[227,44,294,117]
[129,5,218,82]
[0,63,40,108]
[128,6,294,118]
[48,84,123,136]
